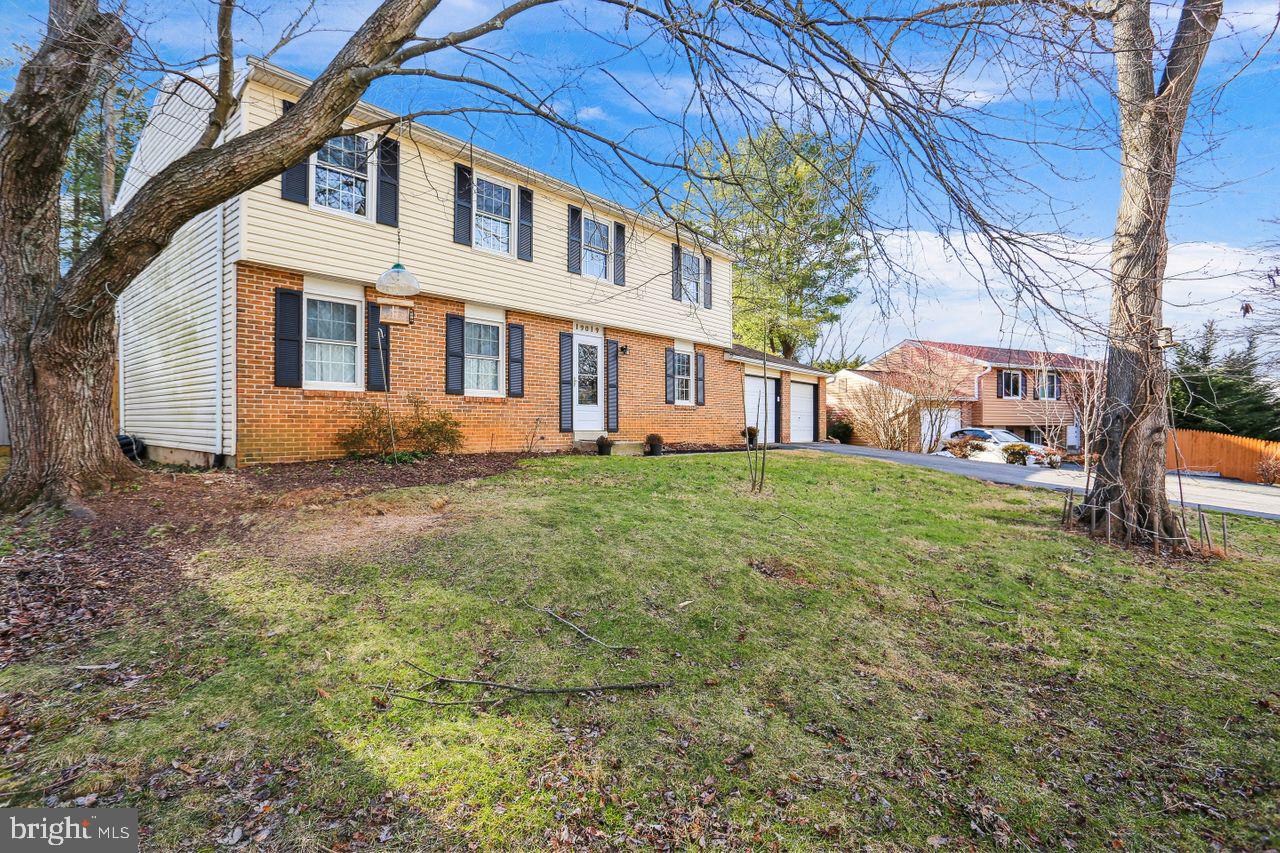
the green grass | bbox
[3,452,1278,849]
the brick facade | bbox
[235,263,824,463]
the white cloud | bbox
[827,231,1269,360]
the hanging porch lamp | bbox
[376,262,420,297]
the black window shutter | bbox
[445,313,465,394]
[375,137,399,227]
[612,222,626,286]
[812,383,820,441]
[559,332,574,432]
[671,244,681,300]
[606,339,619,433]
[996,370,1005,398]
[1032,371,1040,400]
[453,164,473,245]
[507,323,525,397]
[273,288,303,387]
[517,187,533,262]
[567,206,582,274]
[702,256,712,309]
[366,302,390,391]
[665,347,675,404]
[279,102,309,204]
[695,352,706,406]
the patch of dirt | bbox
[748,556,814,586]
[0,453,525,673]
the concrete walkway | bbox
[784,443,1280,521]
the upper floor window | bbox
[1000,370,1022,399]
[474,177,513,254]
[1038,371,1061,400]
[464,319,502,394]
[679,249,702,304]
[583,217,610,280]
[304,295,361,389]
[313,135,371,218]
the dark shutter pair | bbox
[454,164,533,261]
[273,288,389,391]
[445,314,524,396]
[663,347,706,406]
[567,206,626,285]
[669,244,713,309]
[280,100,399,227]
[996,369,1005,399]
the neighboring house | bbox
[829,339,1100,452]
[114,59,828,465]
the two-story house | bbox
[829,339,1100,451]
[114,59,828,466]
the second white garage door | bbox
[789,381,816,443]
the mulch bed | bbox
[0,453,525,672]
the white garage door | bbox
[920,406,963,453]
[743,376,779,443]
[790,381,816,443]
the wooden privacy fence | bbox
[1166,428,1280,484]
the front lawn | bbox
[2,452,1277,848]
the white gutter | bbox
[724,354,831,379]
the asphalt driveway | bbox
[785,443,1280,521]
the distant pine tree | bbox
[1170,321,1280,440]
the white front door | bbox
[573,334,604,432]
[744,376,779,443]
[789,381,816,442]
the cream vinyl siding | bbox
[236,79,733,347]
[116,73,238,454]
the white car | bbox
[947,428,1048,454]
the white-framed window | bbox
[679,249,702,304]
[474,175,514,255]
[1038,371,1061,400]
[303,293,363,390]
[674,341,693,405]
[463,304,505,396]
[1000,369,1022,399]
[583,216,610,280]
[312,135,373,219]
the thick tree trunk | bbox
[0,0,438,511]
[1082,0,1221,548]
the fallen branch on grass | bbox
[387,662,671,709]
[525,603,635,653]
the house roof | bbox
[913,340,1098,370]
[727,345,830,378]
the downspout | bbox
[213,201,225,466]
[973,365,992,425]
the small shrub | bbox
[943,435,983,459]
[1003,442,1032,465]
[645,433,664,456]
[741,426,760,446]
[400,396,463,456]
[335,397,463,460]
[1259,454,1280,486]
[596,435,614,455]
[336,402,397,457]
[826,407,854,444]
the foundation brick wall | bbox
[235,263,823,463]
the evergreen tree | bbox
[1170,321,1280,439]
[686,126,873,360]
[60,79,145,265]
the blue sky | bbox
[3,0,1277,353]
